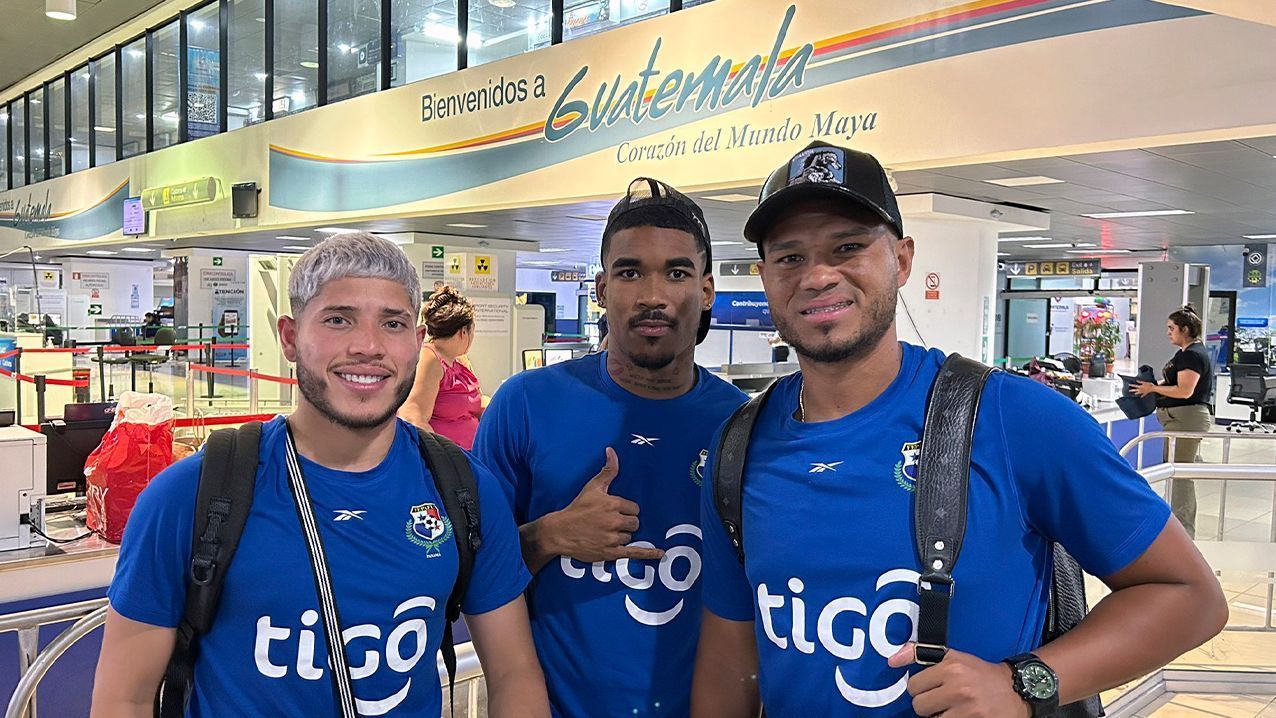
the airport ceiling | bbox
[26,136,1276,272]
[0,0,172,93]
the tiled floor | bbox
[1098,430,1276,715]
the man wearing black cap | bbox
[690,142,1226,717]
[474,178,746,717]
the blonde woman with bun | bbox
[400,285,484,449]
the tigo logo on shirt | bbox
[404,503,452,557]
[254,596,438,716]
[561,524,702,626]
[757,569,920,709]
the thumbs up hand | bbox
[546,448,666,564]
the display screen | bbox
[122,197,146,236]
[545,348,574,365]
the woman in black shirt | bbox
[1131,304,1213,538]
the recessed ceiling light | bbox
[315,227,350,233]
[539,248,571,253]
[255,16,265,22]
[93,125,114,132]
[283,245,312,251]
[702,193,757,202]
[1243,234,1276,240]
[1024,243,1075,249]
[276,235,309,240]
[998,236,1051,243]
[523,260,558,266]
[983,176,1064,187]
[46,0,76,20]
[1067,249,1131,254]
[86,250,118,256]
[567,214,609,222]
[446,223,487,228]
[121,247,154,253]
[1073,242,1097,248]
[1081,209,1193,218]
[300,61,319,69]
[711,241,742,246]
[997,252,1011,257]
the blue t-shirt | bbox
[108,416,530,717]
[700,343,1170,715]
[474,352,746,718]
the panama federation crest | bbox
[690,449,708,487]
[405,502,453,557]
[893,440,921,492]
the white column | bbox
[897,194,1049,363]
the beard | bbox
[621,309,681,370]
[775,287,898,365]
[295,359,414,430]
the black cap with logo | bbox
[603,177,714,344]
[743,141,904,247]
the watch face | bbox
[1020,662,1058,700]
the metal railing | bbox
[2,600,485,718]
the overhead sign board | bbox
[140,177,218,211]
[1003,259,1100,277]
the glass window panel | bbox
[47,80,67,178]
[93,54,118,165]
[274,0,319,116]
[1,106,8,190]
[27,90,45,183]
[71,67,90,172]
[563,0,669,42]
[187,3,223,139]
[11,99,25,188]
[152,21,181,150]
[228,0,266,130]
[328,0,381,102]
[390,0,456,87]
[121,39,147,158]
[467,0,550,67]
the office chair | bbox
[1226,363,1276,433]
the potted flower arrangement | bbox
[1075,298,1120,376]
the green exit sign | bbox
[431,246,445,259]
[212,257,223,266]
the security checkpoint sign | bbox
[924,272,940,300]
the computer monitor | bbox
[544,348,574,366]
[522,349,545,371]
[1237,350,1266,367]
[41,416,113,495]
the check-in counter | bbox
[713,361,799,394]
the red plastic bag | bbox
[85,393,175,543]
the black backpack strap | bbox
[416,429,481,711]
[913,355,993,666]
[156,422,262,718]
[712,380,782,564]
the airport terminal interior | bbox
[1,0,1275,715]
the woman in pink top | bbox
[399,286,483,449]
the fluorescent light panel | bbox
[1243,234,1276,240]
[1081,209,1193,218]
[999,236,1051,243]
[1024,243,1074,249]
[446,223,487,228]
[702,193,757,202]
[282,245,311,251]
[121,247,154,253]
[86,250,117,256]
[539,248,571,253]
[711,241,742,246]
[983,176,1064,187]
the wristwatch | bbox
[1004,653,1060,716]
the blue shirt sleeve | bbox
[995,373,1171,578]
[699,429,756,622]
[460,456,533,615]
[472,375,532,523]
[106,454,202,628]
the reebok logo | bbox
[630,434,660,446]
[333,510,367,521]
[809,461,843,474]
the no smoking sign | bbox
[924,272,940,300]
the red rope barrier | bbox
[0,367,91,387]
[188,363,298,385]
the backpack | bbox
[711,355,1102,717]
[154,422,482,718]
